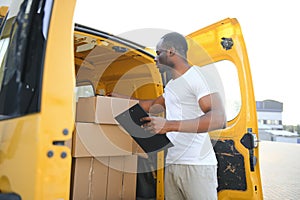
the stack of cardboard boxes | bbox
[71,96,145,199]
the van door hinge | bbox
[240,128,259,171]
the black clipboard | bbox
[115,103,173,153]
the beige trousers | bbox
[165,164,218,200]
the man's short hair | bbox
[161,32,188,58]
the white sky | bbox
[74,0,299,125]
[2,0,299,125]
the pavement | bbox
[259,141,300,200]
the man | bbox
[139,32,226,199]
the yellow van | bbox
[0,0,263,199]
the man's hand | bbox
[141,116,169,134]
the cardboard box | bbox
[121,155,138,199]
[71,155,138,200]
[132,140,148,159]
[73,123,133,157]
[71,157,109,200]
[106,155,138,199]
[76,96,138,124]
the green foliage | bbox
[283,125,300,135]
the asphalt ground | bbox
[259,141,300,200]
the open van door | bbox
[186,18,263,199]
[0,0,76,199]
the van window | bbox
[0,0,52,119]
[75,80,95,102]
[214,60,241,121]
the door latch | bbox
[240,128,259,171]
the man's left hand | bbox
[140,116,168,134]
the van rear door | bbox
[0,0,75,199]
[186,18,263,199]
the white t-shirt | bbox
[164,66,218,165]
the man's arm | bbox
[139,95,165,114]
[109,92,165,113]
[142,92,226,134]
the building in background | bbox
[256,99,283,130]
[257,100,299,143]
